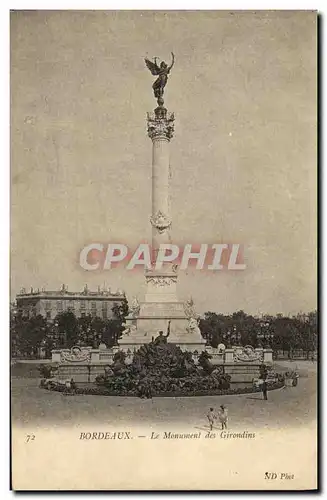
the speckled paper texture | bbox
[11,10,317,491]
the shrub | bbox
[38,364,54,379]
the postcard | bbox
[11,10,317,490]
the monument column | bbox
[145,105,177,303]
[118,53,206,352]
[147,105,174,261]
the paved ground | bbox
[11,360,317,431]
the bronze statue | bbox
[145,53,175,106]
[153,320,171,345]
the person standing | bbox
[218,405,228,430]
[70,378,76,395]
[207,407,217,431]
[262,380,268,400]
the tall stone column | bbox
[145,105,177,303]
[147,105,174,259]
[119,101,206,351]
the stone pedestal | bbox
[144,269,178,303]
[205,347,225,364]
[263,348,273,363]
[52,350,61,363]
[224,363,262,383]
[225,349,235,363]
[91,351,100,363]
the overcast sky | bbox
[10,10,317,315]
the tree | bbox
[108,297,129,345]
[294,311,317,358]
[308,310,318,354]
[11,313,48,357]
[77,314,98,346]
[112,297,129,323]
[102,319,124,347]
[10,304,20,357]
[56,311,79,348]
[200,310,259,348]
[199,312,224,347]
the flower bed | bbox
[42,378,284,397]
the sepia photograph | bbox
[10,9,317,490]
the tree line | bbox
[10,299,129,358]
[11,301,317,359]
[199,310,318,358]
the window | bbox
[102,310,107,319]
[57,301,63,312]
[102,301,108,310]
[45,301,51,310]
[67,300,74,312]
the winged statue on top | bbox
[145,52,175,106]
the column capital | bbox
[147,106,174,141]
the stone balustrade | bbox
[52,345,274,366]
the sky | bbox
[10,10,317,315]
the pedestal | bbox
[263,349,273,363]
[224,349,235,363]
[51,350,61,363]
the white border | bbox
[5,1,325,10]
[3,3,323,498]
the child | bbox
[262,380,268,400]
[218,405,228,430]
[207,407,217,431]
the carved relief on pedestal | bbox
[150,210,172,233]
[60,346,91,363]
[146,276,177,287]
[233,345,263,363]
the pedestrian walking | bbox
[262,380,268,400]
[218,405,228,430]
[207,407,217,431]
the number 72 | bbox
[26,434,35,443]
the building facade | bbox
[16,285,126,322]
